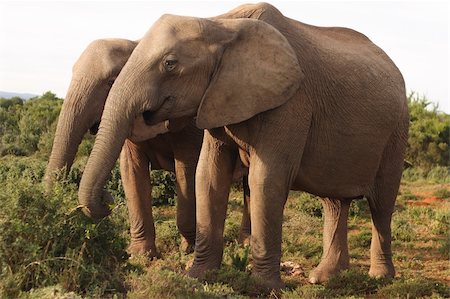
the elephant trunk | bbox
[78,89,135,219]
[44,80,93,191]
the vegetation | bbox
[0,92,448,298]
[406,92,450,172]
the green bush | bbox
[406,93,450,171]
[349,198,370,218]
[0,157,130,297]
[291,193,323,218]
[0,92,62,157]
[151,170,177,206]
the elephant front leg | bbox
[309,198,351,284]
[248,165,290,290]
[188,131,237,277]
[120,140,159,259]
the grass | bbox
[1,158,449,298]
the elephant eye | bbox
[107,79,115,87]
[164,58,178,72]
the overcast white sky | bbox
[0,1,449,112]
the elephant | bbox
[77,3,409,289]
[44,38,251,258]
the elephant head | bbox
[44,39,137,190]
[78,15,302,218]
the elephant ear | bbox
[196,18,303,129]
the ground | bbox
[123,179,450,298]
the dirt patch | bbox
[406,196,445,206]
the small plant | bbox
[392,212,416,242]
[378,277,449,298]
[433,188,450,199]
[154,219,181,254]
[430,207,450,235]
[226,243,250,272]
[324,269,391,297]
[438,233,450,257]
[427,166,450,183]
[349,229,372,249]
[399,190,422,201]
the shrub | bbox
[0,157,130,297]
[291,192,323,218]
[151,170,177,206]
[349,198,370,218]
[406,93,450,171]
[0,92,62,157]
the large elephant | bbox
[44,38,252,257]
[78,3,409,288]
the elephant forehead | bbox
[143,15,204,45]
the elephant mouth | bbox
[89,122,100,135]
[142,96,176,125]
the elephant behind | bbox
[44,38,250,257]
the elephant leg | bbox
[174,159,197,254]
[248,161,291,290]
[120,140,159,259]
[367,123,407,278]
[309,198,351,284]
[238,175,251,245]
[188,130,237,276]
[170,123,203,254]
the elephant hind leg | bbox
[238,175,251,245]
[367,119,408,279]
[309,198,351,284]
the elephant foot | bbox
[180,237,195,254]
[127,240,160,260]
[251,271,285,290]
[187,261,220,279]
[308,258,349,284]
[369,261,395,279]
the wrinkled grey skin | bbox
[78,3,409,289]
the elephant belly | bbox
[292,135,386,199]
